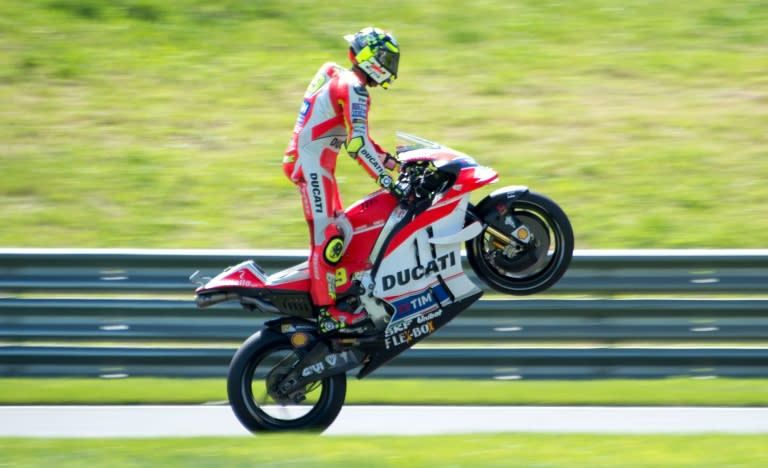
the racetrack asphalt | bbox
[2,405,768,437]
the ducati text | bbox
[309,173,323,213]
[382,251,457,291]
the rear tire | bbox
[227,329,347,432]
[467,189,573,295]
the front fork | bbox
[467,196,538,271]
[467,200,533,247]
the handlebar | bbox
[394,160,453,210]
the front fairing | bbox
[395,132,499,194]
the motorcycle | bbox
[192,132,574,432]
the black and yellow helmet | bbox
[345,27,400,89]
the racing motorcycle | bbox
[192,132,574,433]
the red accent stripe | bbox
[384,199,461,256]
[311,114,344,140]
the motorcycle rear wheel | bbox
[467,189,574,295]
[227,329,347,432]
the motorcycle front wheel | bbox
[227,329,347,433]
[467,189,574,295]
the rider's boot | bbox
[317,305,369,335]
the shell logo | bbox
[290,332,309,348]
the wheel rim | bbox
[240,344,331,427]
[482,208,561,280]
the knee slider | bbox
[323,236,345,265]
[322,223,345,265]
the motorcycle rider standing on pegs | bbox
[282,27,402,335]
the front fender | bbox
[471,185,530,217]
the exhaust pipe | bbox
[195,291,281,315]
[240,296,281,315]
[195,291,238,308]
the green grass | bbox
[3,377,768,406]
[2,434,768,467]
[1,0,767,249]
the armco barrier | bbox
[1,248,767,295]
[1,249,767,379]
[2,346,767,379]
[2,298,768,342]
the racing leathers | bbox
[283,62,397,327]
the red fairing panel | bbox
[196,261,269,292]
[450,165,499,195]
[384,198,462,257]
[339,190,397,273]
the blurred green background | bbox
[1,0,766,249]
[2,3,767,463]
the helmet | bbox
[344,27,400,89]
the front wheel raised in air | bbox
[467,189,574,295]
[227,329,347,433]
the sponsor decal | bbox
[335,268,348,287]
[513,226,531,243]
[326,272,336,300]
[360,60,391,83]
[325,350,352,367]
[418,309,443,324]
[351,102,367,120]
[323,237,344,265]
[237,270,253,287]
[385,320,436,350]
[219,268,259,288]
[301,362,324,377]
[385,317,413,337]
[382,251,457,291]
[301,351,353,377]
[359,147,385,173]
[410,291,434,310]
[296,99,311,126]
[290,332,309,348]
[309,173,324,213]
[330,137,343,150]
[389,285,451,324]
[386,310,443,338]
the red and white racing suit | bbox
[283,62,395,309]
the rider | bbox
[282,27,402,334]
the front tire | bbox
[227,329,347,432]
[467,189,574,295]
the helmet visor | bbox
[376,47,399,78]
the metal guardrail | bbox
[3,346,767,380]
[3,298,768,342]
[1,249,767,379]
[1,248,767,295]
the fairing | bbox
[196,134,498,325]
[396,132,499,194]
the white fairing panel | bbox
[373,195,482,332]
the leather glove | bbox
[378,173,406,200]
[383,153,400,171]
